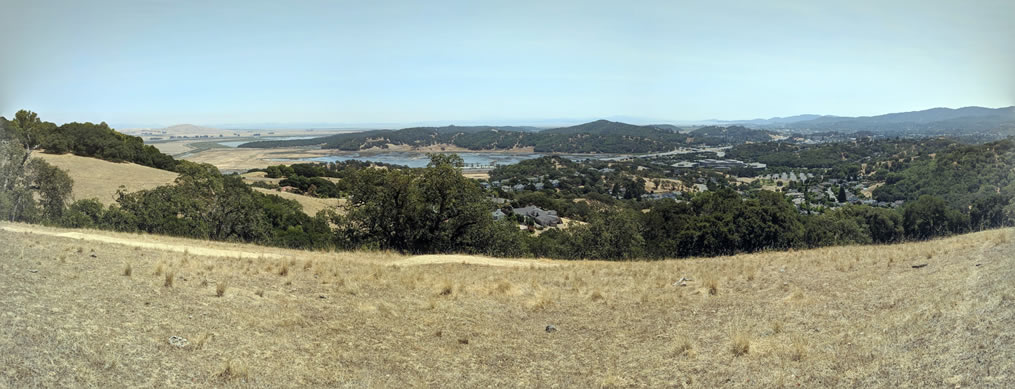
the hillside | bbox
[35,153,178,205]
[240,120,697,153]
[773,106,1015,135]
[1,222,1012,387]
[689,125,778,143]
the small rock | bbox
[168,336,189,348]
[545,325,557,333]
[90,253,97,258]
[318,295,326,299]
[28,269,38,273]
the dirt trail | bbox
[394,254,558,268]
[0,224,285,260]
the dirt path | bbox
[0,224,285,260]
[394,254,558,268]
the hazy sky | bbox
[2,0,1013,128]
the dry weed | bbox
[527,292,554,311]
[491,280,515,295]
[216,359,248,381]
[195,333,213,350]
[730,331,751,357]
[216,280,228,297]
[705,277,720,296]
[123,263,132,277]
[673,336,694,356]
[437,280,454,296]
[163,271,175,288]
[787,335,808,362]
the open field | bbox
[1,222,1012,387]
[251,187,345,216]
[35,154,334,216]
[36,153,179,206]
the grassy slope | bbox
[37,153,178,206]
[1,223,1012,387]
[251,187,344,216]
[39,153,337,216]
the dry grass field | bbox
[35,154,338,216]
[1,222,1012,387]
[35,154,179,206]
[251,187,345,216]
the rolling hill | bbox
[1,222,1011,387]
[35,153,179,205]
[239,120,697,153]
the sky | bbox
[2,0,1013,128]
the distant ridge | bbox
[755,106,1015,134]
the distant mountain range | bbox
[142,105,1014,140]
[737,106,1015,135]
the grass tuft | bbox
[195,333,213,350]
[279,261,289,276]
[673,336,693,356]
[163,271,175,288]
[438,281,454,296]
[491,280,515,295]
[527,292,554,311]
[787,335,807,362]
[217,359,249,381]
[771,321,783,335]
[123,263,132,277]
[705,277,720,296]
[730,331,750,357]
[216,280,228,297]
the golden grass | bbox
[163,271,175,288]
[216,280,228,297]
[1,222,1013,387]
[35,153,178,205]
[251,187,344,216]
[730,331,751,357]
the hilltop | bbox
[1,223,1011,387]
